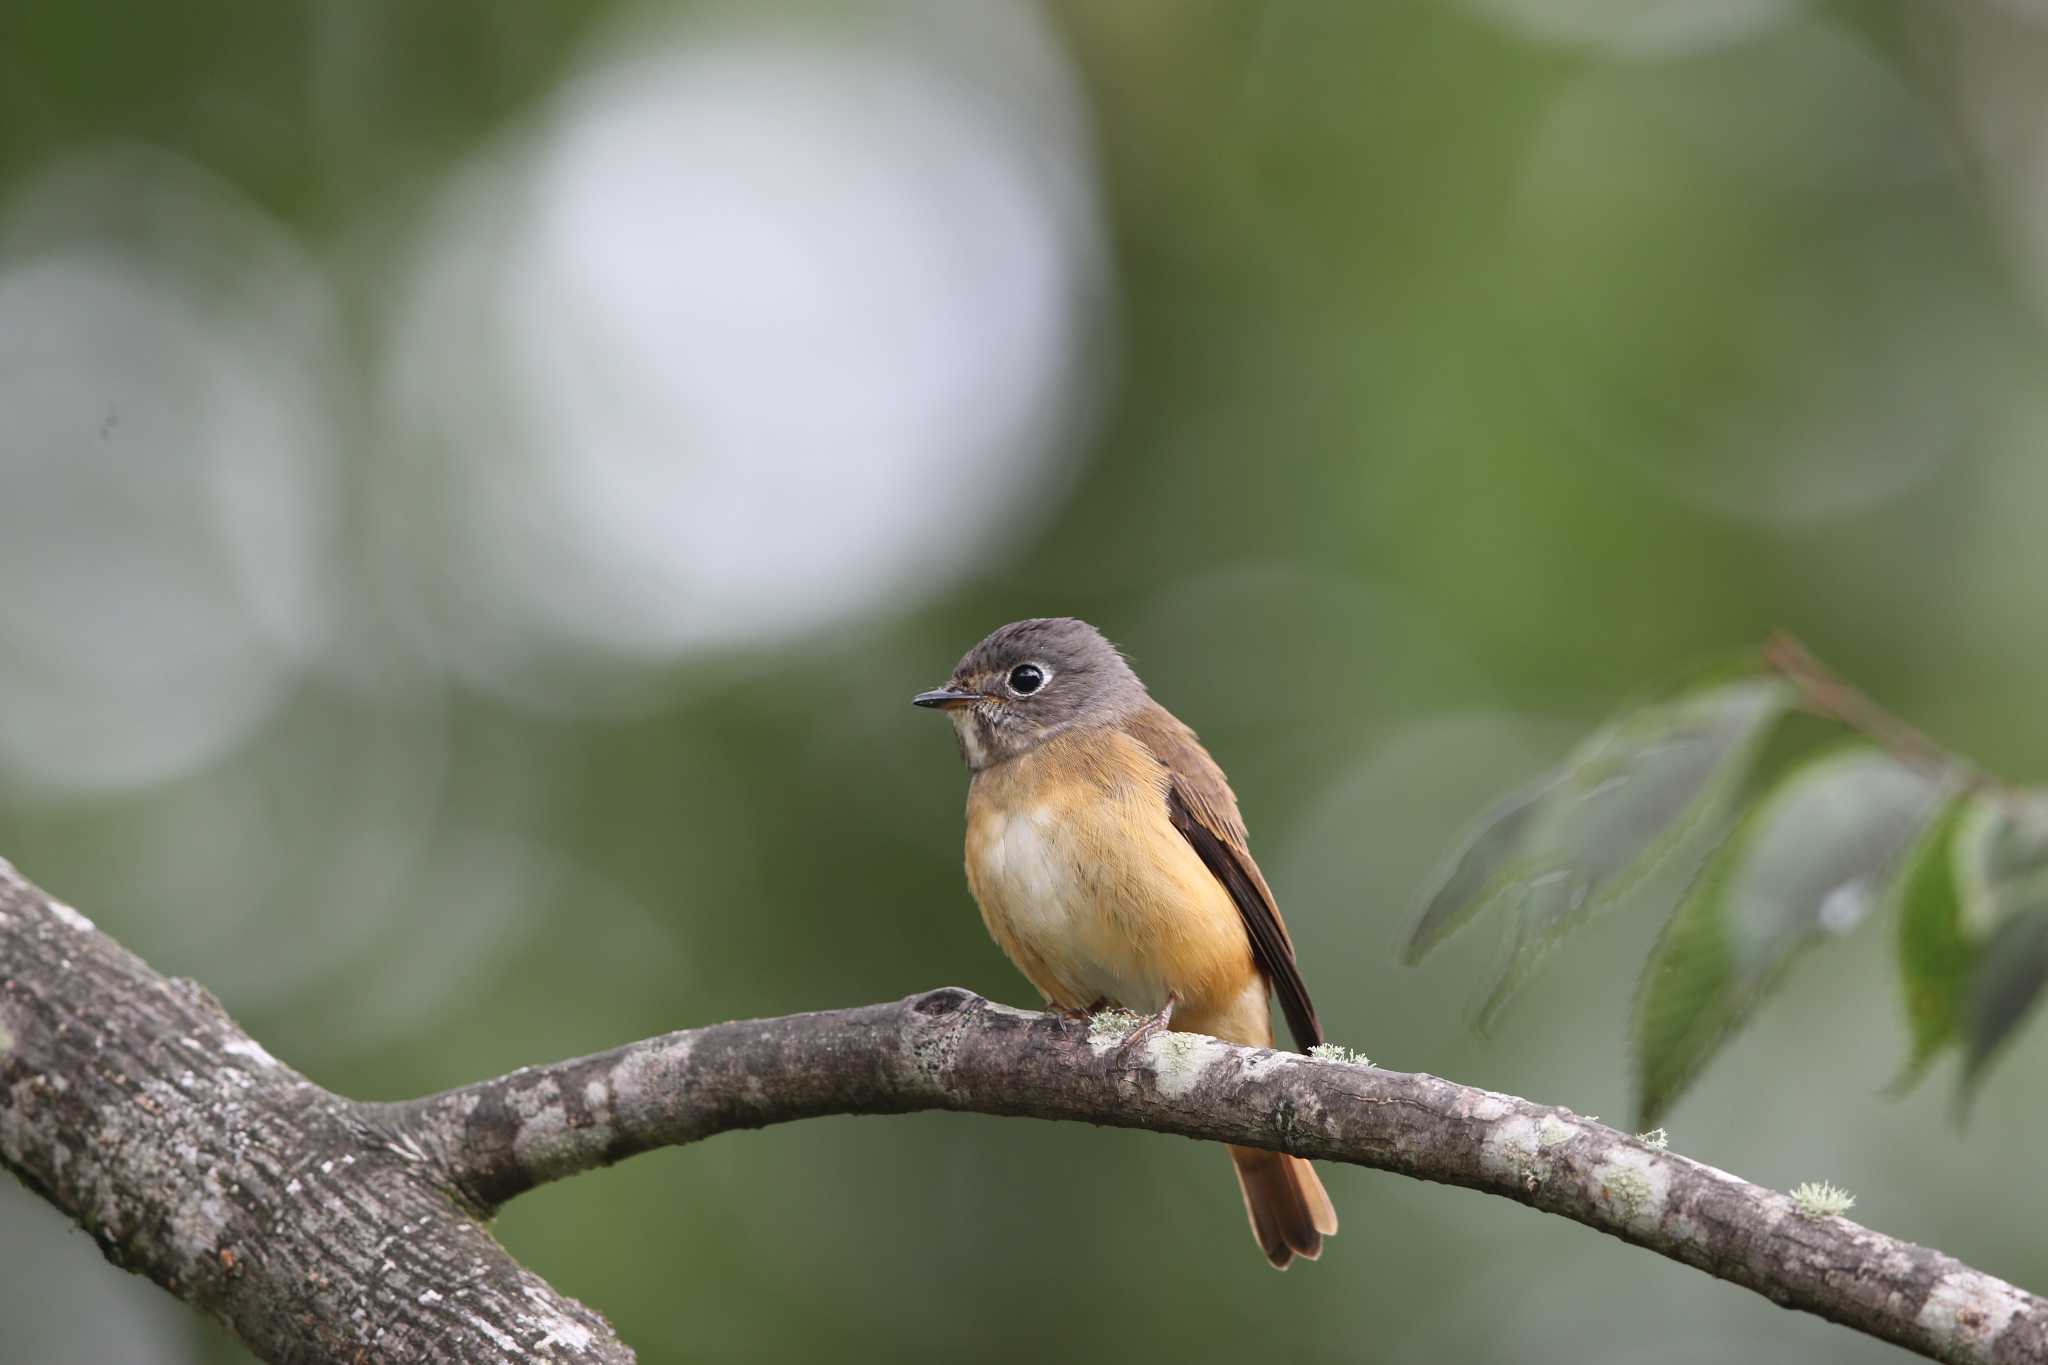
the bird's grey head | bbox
[912,617,1147,771]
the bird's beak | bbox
[912,685,981,711]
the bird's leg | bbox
[1045,997,1110,1024]
[1117,992,1180,1055]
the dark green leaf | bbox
[1631,835,1735,1127]
[1471,678,1794,1030]
[1959,905,2048,1111]
[1884,796,2048,1111]
[1722,704,1863,809]
[1632,747,1943,1126]
[1403,776,1557,964]
[1953,799,2048,928]
[1889,797,1971,1093]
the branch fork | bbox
[1,858,2041,1364]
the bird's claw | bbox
[1116,994,1179,1057]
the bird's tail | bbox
[1229,1145,1338,1270]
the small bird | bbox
[914,617,1337,1268]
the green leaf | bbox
[1959,905,2048,1110]
[1632,747,1944,1126]
[1403,776,1557,964]
[1889,796,1971,1093]
[1952,798,2048,930]
[1886,796,2048,1109]
[1470,677,1794,1031]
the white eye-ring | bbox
[1006,661,1050,696]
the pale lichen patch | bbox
[509,1083,610,1178]
[535,1317,596,1352]
[1592,1151,1670,1230]
[471,1314,521,1353]
[1916,1271,2030,1358]
[1086,1009,1141,1050]
[1238,1048,1295,1082]
[1144,1031,1228,1099]
[1537,1115,1578,1149]
[164,1162,236,1266]
[1790,1180,1856,1219]
[611,1035,694,1111]
[45,899,94,933]
[1465,1093,1514,1124]
[0,1021,13,1056]
[1307,1043,1371,1066]
[1479,1114,1547,1191]
[222,1038,279,1069]
[524,1285,598,1352]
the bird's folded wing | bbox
[1127,704,1322,1051]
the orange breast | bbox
[963,728,1265,1040]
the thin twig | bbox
[1763,631,2022,805]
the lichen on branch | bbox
[2,857,2043,1365]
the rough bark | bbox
[0,859,625,1362]
[3,857,2043,1364]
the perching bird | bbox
[913,617,1337,1268]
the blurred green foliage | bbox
[1407,661,2048,1126]
[5,2,2048,1362]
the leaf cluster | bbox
[1406,658,2048,1125]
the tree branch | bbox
[3,858,2043,1364]
[0,858,630,1363]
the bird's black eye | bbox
[1008,663,1046,696]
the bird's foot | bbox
[1116,993,1180,1057]
[1047,998,1110,1024]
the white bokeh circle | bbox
[384,3,1107,703]
[0,150,336,794]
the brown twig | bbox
[1762,632,2021,805]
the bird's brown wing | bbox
[1126,702,1322,1051]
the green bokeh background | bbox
[5,2,2047,1361]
